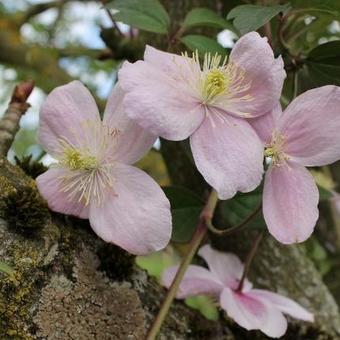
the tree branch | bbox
[0,80,34,157]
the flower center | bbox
[203,69,230,100]
[62,148,98,171]
[55,121,120,207]
[179,51,253,112]
[264,131,288,166]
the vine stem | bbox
[206,203,262,236]
[146,190,219,340]
[237,231,263,292]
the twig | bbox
[146,189,219,340]
[206,203,262,236]
[237,232,263,292]
[0,80,34,157]
[100,0,124,36]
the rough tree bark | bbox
[0,0,339,339]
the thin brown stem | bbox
[206,203,262,236]
[237,232,264,291]
[146,189,219,340]
[100,0,124,36]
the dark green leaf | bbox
[308,40,340,60]
[306,41,340,86]
[106,0,170,34]
[216,187,264,230]
[290,0,340,16]
[183,8,231,29]
[180,35,227,56]
[227,4,291,35]
[318,185,332,201]
[163,186,204,243]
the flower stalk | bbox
[146,189,219,340]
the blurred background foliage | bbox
[1,0,340,320]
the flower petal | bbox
[220,288,287,338]
[89,163,171,255]
[38,81,100,155]
[119,60,205,141]
[103,83,156,164]
[277,86,340,166]
[263,161,319,244]
[248,105,283,144]
[144,45,196,76]
[198,245,245,289]
[36,167,89,218]
[162,265,224,299]
[190,112,264,200]
[251,289,314,322]
[227,32,286,118]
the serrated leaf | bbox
[227,4,291,35]
[163,186,204,243]
[183,7,230,29]
[180,35,227,56]
[106,0,170,34]
[306,41,340,86]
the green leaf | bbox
[217,187,264,230]
[290,0,340,16]
[183,7,231,29]
[163,186,204,243]
[136,248,180,280]
[306,41,340,86]
[180,35,227,56]
[318,185,332,201]
[0,261,14,275]
[106,0,170,34]
[227,4,291,35]
[185,295,219,321]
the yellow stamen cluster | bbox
[203,69,230,101]
[264,131,288,165]
[62,148,97,171]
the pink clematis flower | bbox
[119,32,286,200]
[36,81,172,255]
[163,245,313,338]
[250,86,340,244]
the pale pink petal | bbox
[226,32,285,118]
[103,83,156,164]
[249,105,283,144]
[38,81,100,155]
[263,161,319,244]
[190,112,264,200]
[251,289,314,322]
[88,163,171,255]
[162,265,224,299]
[119,61,205,141]
[220,288,287,338]
[277,86,340,166]
[36,167,89,219]
[198,245,244,289]
[144,45,198,76]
